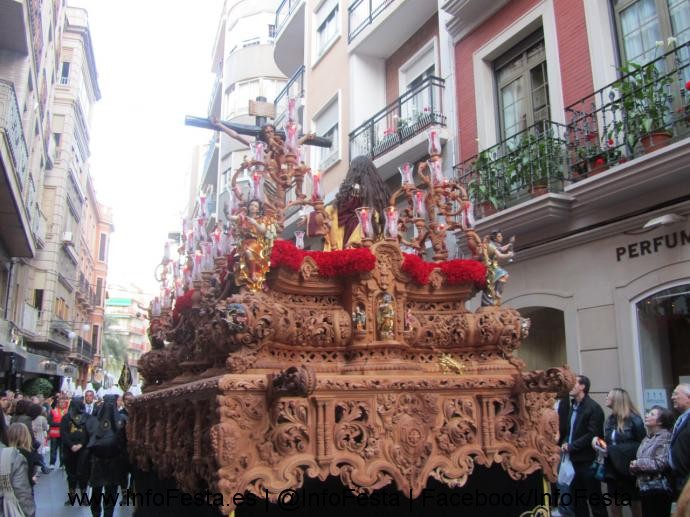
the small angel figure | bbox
[352,305,366,332]
[481,230,516,306]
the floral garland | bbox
[402,253,487,289]
[270,240,376,277]
[172,288,195,325]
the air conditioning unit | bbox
[61,231,74,245]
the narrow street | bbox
[34,467,133,517]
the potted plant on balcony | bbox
[467,150,500,216]
[611,59,674,153]
[514,132,565,196]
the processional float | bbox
[128,102,574,515]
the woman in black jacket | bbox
[60,397,89,504]
[595,388,645,517]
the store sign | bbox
[643,389,668,409]
[616,229,690,261]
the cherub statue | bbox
[481,230,515,306]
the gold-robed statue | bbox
[229,198,277,292]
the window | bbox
[613,0,690,75]
[95,278,103,306]
[60,62,70,85]
[54,297,67,320]
[313,96,340,170]
[98,233,108,261]
[33,289,44,317]
[268,24,277,38]
[91,324,99,350]
[316,0,339,57]
[495,31,550,139]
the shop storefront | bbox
[497,219,690,409]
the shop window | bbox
[637,284,690,410]
[495,30,550,140]
[515,307,566,371]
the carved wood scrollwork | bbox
[132,239,575,514]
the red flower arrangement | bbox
[172,288,195,325]
[270,240,376,277]
[402,253,486,289]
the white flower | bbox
[667,36,677,47]
[656,40,665,48]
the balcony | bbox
[349,76,446,176]
[274,65,305,129]
[273,0,305,76]
[347,0,437,57]
[69,336,94,364]
[453,43,690,242]
[456,120,569,221]
[0,80,33,257]
[0,0,29,54]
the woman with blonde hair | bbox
[0,422,36,516]
[593,388,645,517]
[7,422,37,487]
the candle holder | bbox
[428,129,441,156]
[284,122,299,155]
[398,162,414,186]
[311,171,322,201]
[355,207,373,246]
[413,191,426,219]
[251,171,264,202]
[287,97,298,123]
[427,158,444,187]
[294,231,305,250]
[384,206,399,240]
[250,141,266,164]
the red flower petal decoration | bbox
[401,253,486,289]
[270,240,376,278]
[685,79,690,91]
[172,288,195,325]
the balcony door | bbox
[495,30,550,140]
[399,44,437,129]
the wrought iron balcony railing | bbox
[349,75,446,160]
[274,65,305,129]
[275,0,302,37]
[0,80,29,190]
[565,40,690,180]
[455,120,569,219]
[348,0,395,43]
[70,336,93,361]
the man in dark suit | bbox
[558,375,607,517]
[670,383,690,496]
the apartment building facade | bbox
[104,283,149,386]
[445,0,690,411]
[0,1,109,391]
[1,0,64,390]
[271,0,459,245]
[191,0,287,227]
